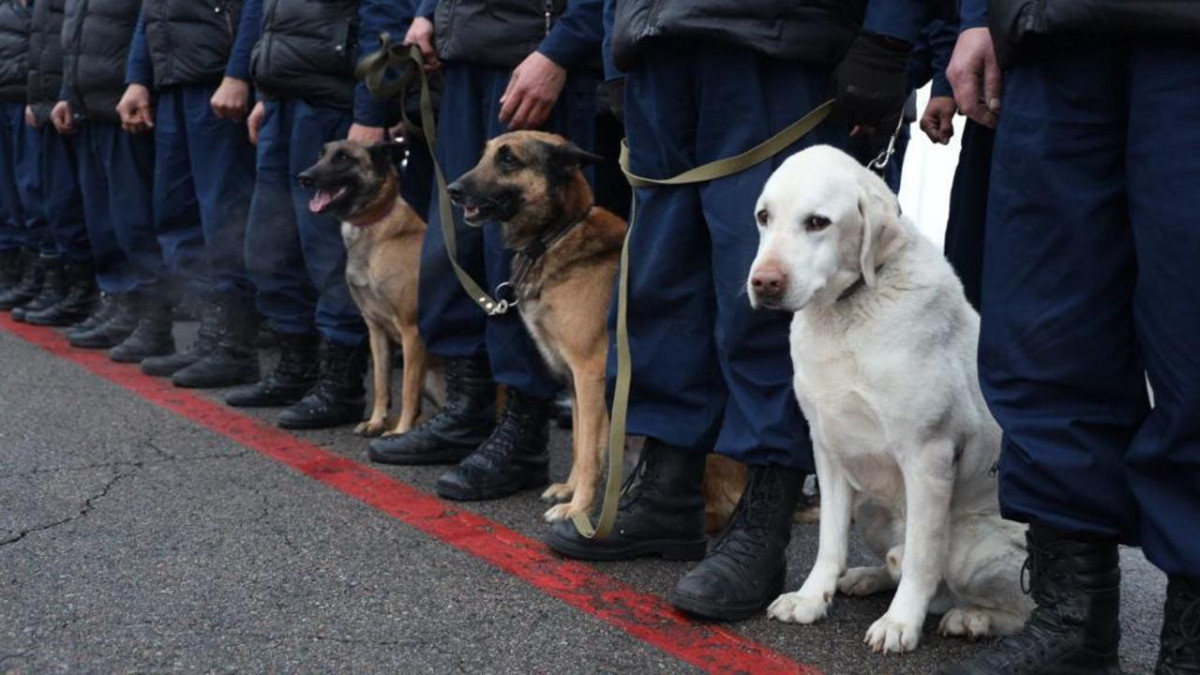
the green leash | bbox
[357,36,834,538]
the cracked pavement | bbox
[0,326,1168,674]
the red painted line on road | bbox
[1,315,820,675]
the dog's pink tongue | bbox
[309,190,333,214]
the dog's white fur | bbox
[747,146,1032,654]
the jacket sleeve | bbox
[863,0,925,44]
[353,0,412,127]
[601,0,619,81]
[416,0,436,21]
[225,0,263,81]
[125,9,153,87]
[537,0,602,69]
[929,15,959,97]
[958,0,987,30]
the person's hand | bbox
[211,76,251,121]
[51,101,76,134]
[24,105,37,128]
[947,27,1001,128]
[348,124,386,145]
[499,52,566,131]
[117,84,154,134]
[247,101,265,145]
[404,17,440,73]
[919,96,957,144]
[832,32,911,133]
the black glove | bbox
[832,31,911,131]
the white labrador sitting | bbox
[746,146,1032,654]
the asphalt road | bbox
[0,320,1166,674]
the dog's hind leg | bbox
[544,371,607,523]
[388,326,427,436]
[838,566,899,597]
[938,605,1027,639]
[356,322,393,437]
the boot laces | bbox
[617,444,661,509]
[272,339,312,381]
[476,395,539,462]
[713,470,784,559]
[310,343,359,397]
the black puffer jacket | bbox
[991,0,1200,66]
[62,0,141,123]
[434,0,568,69]
[27,0,67,119]
[0,0,30,103]
[250,0,357,109]
[611,0,866,71]
[143,0,241,88]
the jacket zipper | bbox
[543,0,552,35]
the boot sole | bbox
[668,572,785,622]
[436,473,549,502]
[110,349,176,365]
[224,393,307,409]
[172,373,261,389]
[544,531,707,562]
[277,411,365,430]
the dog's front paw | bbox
[541,483,573,504]
[838,567,894,597]
[543,502,583,523]
[938,606,992,640]
[768,592,830,624]
[864,614,922,654]
[355,419,386,437]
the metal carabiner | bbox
[488,282,519,316]
[868,112,907,173]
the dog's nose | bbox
[446,181,463,203]
[751,266,787,297]
[297,172,315,189]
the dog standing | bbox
[300,140,438,438]
[447,131,626,522]
[747,146,1032,653]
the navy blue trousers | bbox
[245,99,364,346]
[418,62,597,399]
[944,120,993,311]
[154,84,255,300]
[982,37,1200,577]
[76,122,164,295]
[38,126,89,262]
[0,102,51,254]
[616,44,843,468]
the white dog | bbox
[746,146,1032,654]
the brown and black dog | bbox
[299,140,441,438]
[449,131,624,522]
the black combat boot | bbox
[368,356,496,465]
[670,464,803,621]
[0,248,21,294]
[171,298,260,388]
[25,260,97,327]
[225,331,319,407]
[0,252,43,311]
[141,302,219,377]
[939,525,1122,675]
[11,256,65,321]
[109,294,175,363]
[275,339,365,429]
[69,294,138,348]
[66,293,116,337]
[1156,576,1200,675]
[435,390,551,501]
[544,439,709,561]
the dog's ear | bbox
[856,171,906,287]
[541,140,603,177]
[368,140,407,172]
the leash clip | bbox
[486,283,519,316]
[868,112,907,172]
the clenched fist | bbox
[499,52,566,131]
[117,84,155,134]
[211,76,251,121]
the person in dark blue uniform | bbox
[0,0,53,313]
[545,0,926,621]
[17,0,95,329]
[220,0,425,430]
[366,0,603,505]
[942,1,1200,673]
[119,0,259,388]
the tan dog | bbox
[448,131,625,522]
[299,140,440,438]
